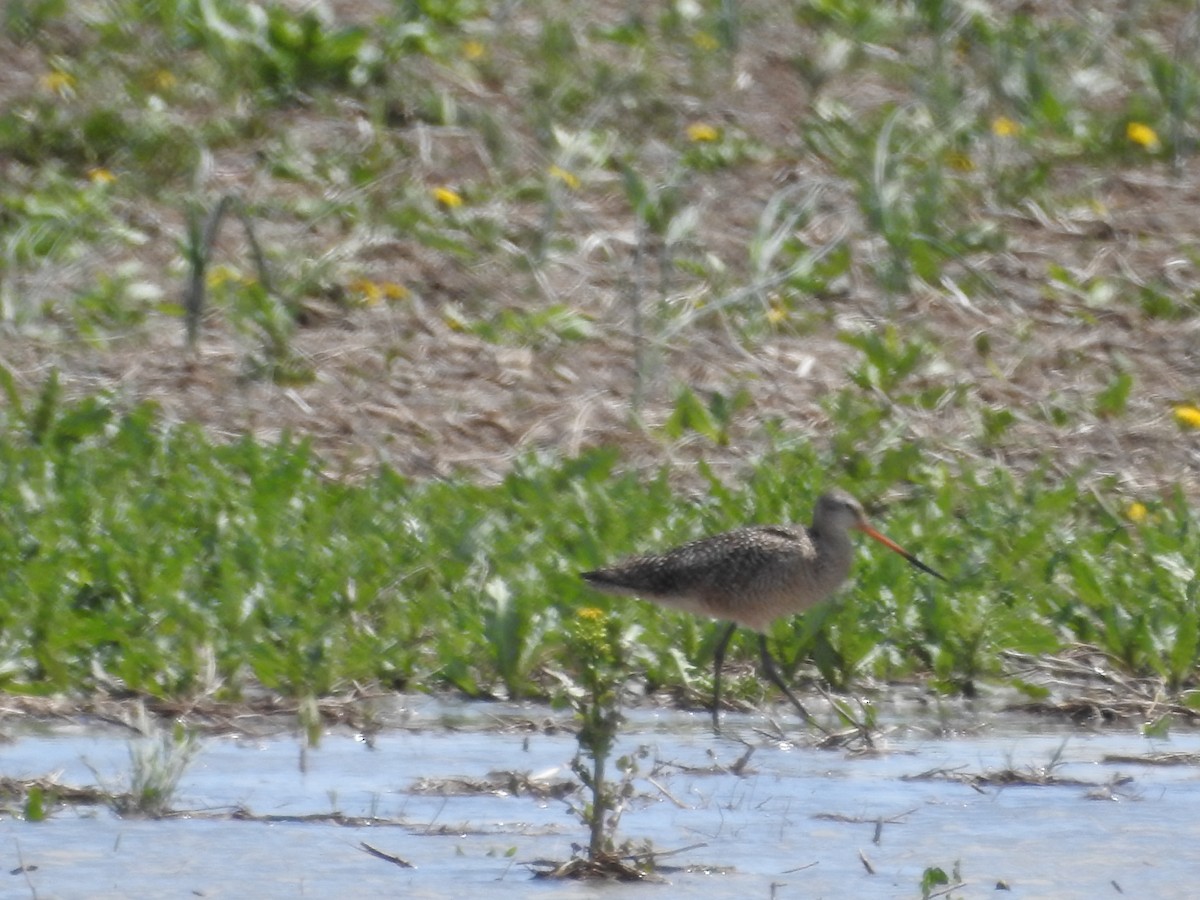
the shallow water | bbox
[3,699,1199,899]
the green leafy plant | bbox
[1139,28,1200,169]
[84,708,202,818]
[179,194,311,383]
[841,324,929,396]
[183,2,383,102]
[22,785,47,822]
[662,385,751,447]
[1094,369,1134,419]
[806,103,998,296]
[920,861,959,899]
[118,723,200,817]
[556,607,638,863]
[464,304,594,348]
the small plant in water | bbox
[566,606,625,857]
[546,606,648,879]
[112,711,201,817]
[920,859,963,899]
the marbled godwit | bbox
[581,490,946,729]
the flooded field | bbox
[3,697,1199,899]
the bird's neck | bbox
[808,523,855,571]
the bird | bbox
[580,490,946,730]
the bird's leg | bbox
[710,621,738,731]
[758,635,829,735]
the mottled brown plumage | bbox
[582,490,945,730]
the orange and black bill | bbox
[858,523,947,582]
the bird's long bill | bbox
[857,523,947,581]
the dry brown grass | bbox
[2,2,1200,497]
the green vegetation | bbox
[113,713,201,817]
[920,861,962,900]
[0,371,1196,712]
[1,0,1198,716]
[557,607,641,869]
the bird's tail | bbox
[580,569,640,596]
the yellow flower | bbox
[463,39,485,61]
[686,122,720,143]
[1125,501,1148,523]
[1174,404,1200,429]
[548,165,580,190]
[443,308,469,331]
[86,167,116,185]
[1127,122,1160,151]
[150,69,177,91]
[946,151,975,171]
[991,116,1021,138]
[382,281,409,301]
[577,606,606,621]
[348,279,407,306]
[766,298,788,326]
[432,186,463,208]
[692,32,719,51]
[40,69,76,97]
[349,278,383,306]
[206,265,250,288]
